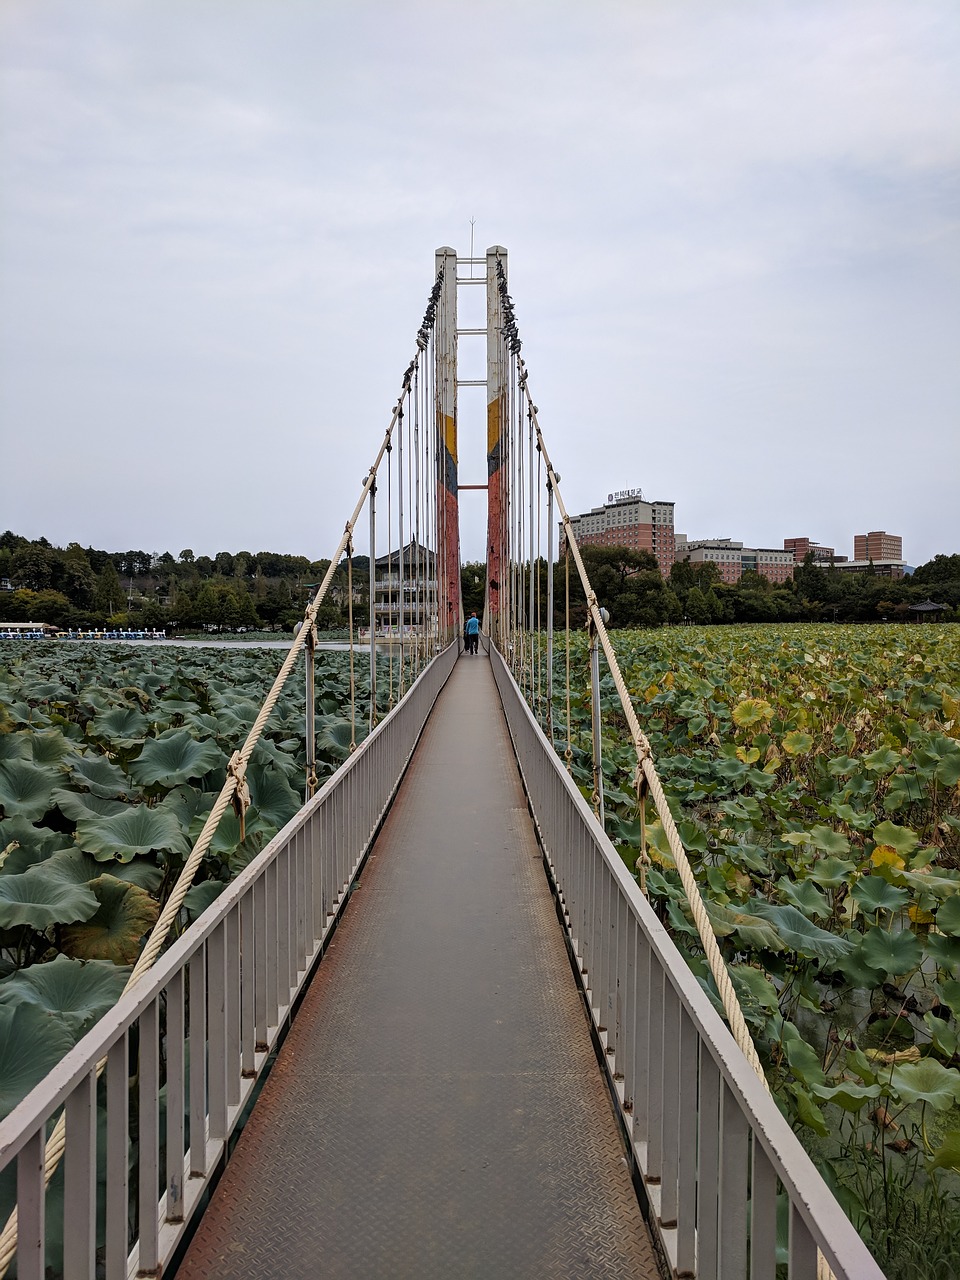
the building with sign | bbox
[564,491,675,577]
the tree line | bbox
[2,532,957,633]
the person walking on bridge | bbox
[464,611,480,655]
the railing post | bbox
[486,244,508,639]
[588,614,605,828]
[369,477,377,728]
[305,622,317,802]
[546,473,555,741]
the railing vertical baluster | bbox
[165,969,186,1221]
[751,1140,778,1280]
[240,890,257,1076]
[303,819,316,955]
[188,949,207,1177]
[719,1080,749,1276]
[253,872,268,1050]
[697,1044,721,1279]
[105,1031,129,1280]
[623,917,639,1136]
[16,1130,45,1280]
[633,933,652,1155]
[676,1008,699,1276]
[305,623,316,803]
[297,827,308,970]
[207,926,228,1143]
[790,1203,819,1279]
[63,1072,96,1280]
[659,983,681,1232]
[613,885,628,1070]
[265,858,279,1029]
[226,906,241,1107]
[138,999,160,1274]
[277,847,291,1006]
[646,965,665,1187]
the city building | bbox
[564,489,676,577]
[674,537,795,585]
[829,559,907,581]
[372,541,438,634]
[854,531,903,562]
[783,538,844,565]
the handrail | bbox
[0,644,457,1280]
[490,641,886,1280]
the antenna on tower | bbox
[469,217,476,277]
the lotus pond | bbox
[0,639,408,1120]
[553,622,960,1273]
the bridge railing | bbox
[0,644,457,1280]
[490,643,884,1280]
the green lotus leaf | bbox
[810,1080,882,1111]
[25,730,73,766]
[0,866,99,929]
[871,821,920,856]
[929,1130,960,1172]
[829,941,887,988]
[0,816,73,874]
[246,763,301,829]
[806,856,856,889]
[0,1003,77,1120]
[76,805,189,863]
[730,964,780,1013]
[61,876,159,964]
[883,774,925,812]
[863,746,902,774]
[782,731,813,756]
[183,880,226,922]
[89,706,149,744]
[927,931,960,970]
[924,1014,959,1059]
[0,954,129,1037]
[129,730,224,787]
[34,846,158,891]
[788,1082,829,1137]
[782,1024,826,1087]
[860,926,923,977]
[0,760,60,821]
[776,877,829,919]
[0,734,30,763]
[732,698,774,728]
[828,803,875,830]
[933,739,960,788]
[807,825,850,855]
[889,1059,960,1111]
[935,895,960,937]
[316,715,358,760]
[69,754,134,799]
[704,901,784,952]
[51,788,128,823]
[893,868,960,900]
[851,877,910,915]
[749,902,854,962]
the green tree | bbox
[93,562,123,616]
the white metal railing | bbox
[489,643,885,1280]
[0,643,457,1280]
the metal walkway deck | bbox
[176,652,659,1279]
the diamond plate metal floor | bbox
[175,653,660,1279]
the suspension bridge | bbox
[0,249,885,1279]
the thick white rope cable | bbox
[0,349,429,1278]
[517,372,766,1086]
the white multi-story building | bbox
[674,537,795,585]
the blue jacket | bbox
[465,617,480,636]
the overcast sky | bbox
[1,0,957,569]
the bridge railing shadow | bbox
[0,643,458,1280]
[489,642,885,1280]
